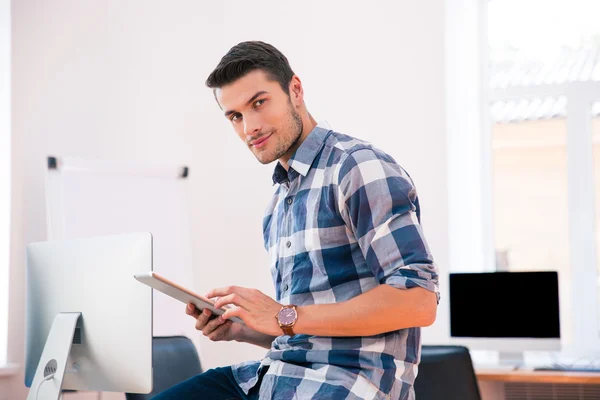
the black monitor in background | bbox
[449,271,560,365]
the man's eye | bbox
[254,99,265,107]
[231,113,242,122]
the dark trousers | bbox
[150,366,264,400]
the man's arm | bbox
[334,148,440,314]
[293,285,437,337]
[209,284,436,338]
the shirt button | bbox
[287,198,293,205]
[284,284,289,292]
[286,241,291,248]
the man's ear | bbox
[289,76,303,104]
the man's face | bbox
[216,69,303,165]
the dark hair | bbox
[206,41,295,96]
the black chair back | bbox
[413,345,481,400]
[125,336,202,400]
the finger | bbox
[186,303,200,318]
[207,320,233,342]
[194,309,213,331]
[222,306,247,322]
[213,293,251,310]
[201,314,227,335]
[205,285,251,300]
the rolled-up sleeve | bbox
[336,148,439,302]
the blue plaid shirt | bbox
[231,123,439,400]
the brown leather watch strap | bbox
[281,326,295,336]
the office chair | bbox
[125,336,203,400]
[413,345,481,400]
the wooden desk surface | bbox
[476,368,600,385]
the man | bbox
[153,41,439,400]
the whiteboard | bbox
[45,156,196,339]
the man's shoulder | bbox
[325,130,400,169]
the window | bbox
[491,98,570,275]
[487,0,600,351]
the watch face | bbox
[278,307,297,325]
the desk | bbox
[476,369,600,400]
[477,368,600,384]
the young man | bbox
[152,41,439,400]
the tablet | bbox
[133,271,245,325]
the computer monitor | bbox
[25,232,153,398]
[449,271,560,365]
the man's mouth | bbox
[251,133,272,148]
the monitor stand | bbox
[498,351,525,369]
[27,312,81,400]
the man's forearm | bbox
[293,285,437,337]
[237,327,277,349]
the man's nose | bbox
[243,116,262,138]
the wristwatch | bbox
[276,304,298,336]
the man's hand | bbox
[186,303,244,342]
[206,286,282,337]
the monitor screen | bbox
[449,271,560,339]
[25,233,153,394]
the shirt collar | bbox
[272,121,331,185]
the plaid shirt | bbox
[231,123,439,400]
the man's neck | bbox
[279,113,318,171]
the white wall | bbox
[3,1,448,398]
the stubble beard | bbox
[256,101,304,165]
